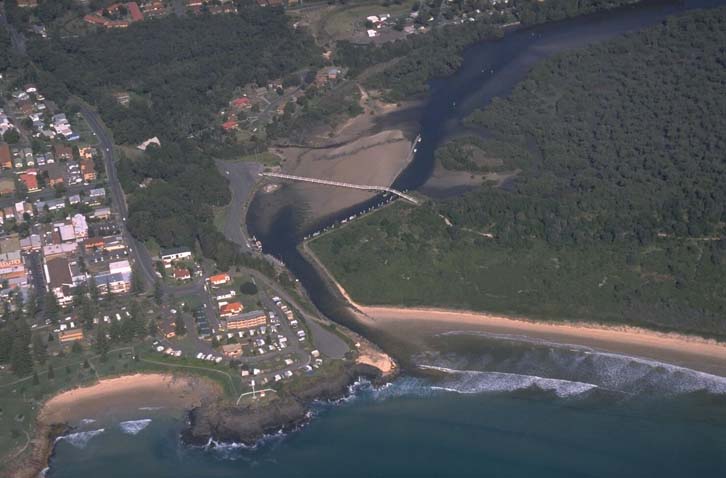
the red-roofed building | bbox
[232,97,251,109]
[19,171,39,192]
[222,120,238,131]
[208,273,231,286]
[0,144,11,170]
[173,267,191,281]
[127,2,144,21]
[220,302,244,317]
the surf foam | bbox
[119,419,152,435]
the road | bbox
[80,106,158,289]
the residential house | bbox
[173,267,191,280]
[53,144,73,161]
[208,273,231,287]
[160,247,192,265]
[0,251,28,288]
[72,213,89,241]
[44,163,65,187]
[220,302,243,317]
[19,171,39,192]
[0,144,11,169]
[0,177,15,196]
[80,158,96,181]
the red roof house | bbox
[127,2,144,21]
[221,120,238,131]
[173,268,191,280]
[20,171,39,192]
[232,97,251,109]
[220,302,244,317]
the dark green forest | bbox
[28,6,321,145]
[312,8,726,336]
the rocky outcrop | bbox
[182,363,389,447]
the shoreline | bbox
[303,244,726,377]
[10,373,222,478]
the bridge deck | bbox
[260,172,419,205]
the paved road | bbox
[215,159,263,248]
[80,107,158,289]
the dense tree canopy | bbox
[447,9,726,245]
[28,7,321,145]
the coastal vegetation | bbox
[311,8,726,336]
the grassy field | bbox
[237,151,280,167]
[309,202,726,337]
[317,1,416,41]
[212,205,229,236]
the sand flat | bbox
[277,129,413,220]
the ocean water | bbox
[48,334,726,477]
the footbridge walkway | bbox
[259,172,419,205]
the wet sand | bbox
[274,130,414,220]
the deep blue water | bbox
[49,333,726,477]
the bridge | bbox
[259,172,419,205]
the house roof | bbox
[0,143,10,163]
[173,268,190,279]
[127,2,144,21]
[19,173,38,191]
[209,273,230,283]
[46,256,72,289]
[220,302,243,315]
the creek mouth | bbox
[246,0,726,353]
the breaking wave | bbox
[420,365,598,397]
[431,331,726,396]
[56,428,105,448]
[119,419,152,435]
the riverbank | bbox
[9,373,221,478]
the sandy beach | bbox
[359,306,726,377]
[40,373,220,426]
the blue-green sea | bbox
[48,333,726,477]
